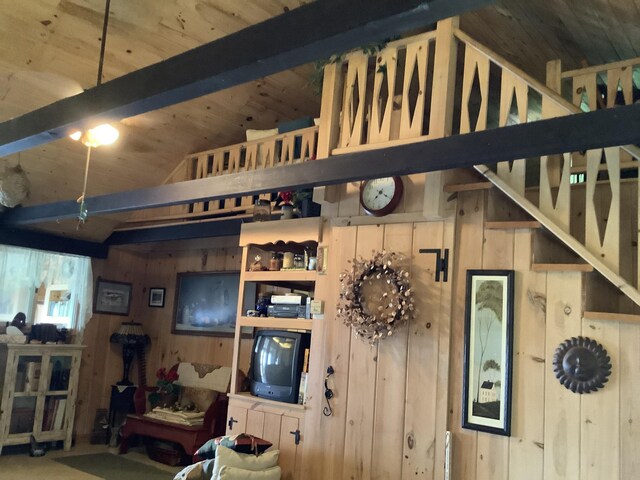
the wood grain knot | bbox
[406,433,415,450]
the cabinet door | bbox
[278,415,301,480]
[245,409,265,438]
[226,404,247,435]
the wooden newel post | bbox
[423,17,460,219]
[313,61,345,210]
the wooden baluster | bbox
[496,70,528,195]
[585,148,620,273]
[208,151,224,212]
[191,154,208,213]
[339,52,368,148]
[459,45,489,134]
[399,39,429,139]
[539,153,571,233]
[240,145,257,208]
[369,47,397,144]
[300,129,317,161]
[572,73,598,111]
[281,134,295,164]
[224,148,241,210]
[607,67,633,107]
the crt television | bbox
[249,329,311,404]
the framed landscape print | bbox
[462,269,515,436]
[93,278,132,316]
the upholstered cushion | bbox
[180,386,218,412]
[212,445,279,479]
[197,434,272,460]
[218,465,281,480]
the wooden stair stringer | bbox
[475,163,640,308]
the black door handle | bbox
[290,429,301,445]
[228,417,238,430]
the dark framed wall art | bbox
[93,278,132,316]
[462,269,515,436]
[148,288,165,308]
[172,271,242,337]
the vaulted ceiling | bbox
[1,0,638,242]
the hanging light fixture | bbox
[69,123,119,147]
[74,0,117,227]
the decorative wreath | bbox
[337,250,415,345]
[553,336,611,394]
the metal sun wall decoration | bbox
[553,336,612,394]
[337,250,415,345]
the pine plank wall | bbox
[73,187,640,479]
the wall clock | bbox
[359,176,404,217]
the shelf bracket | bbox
[419,248,449,282]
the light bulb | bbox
[69,124,119,147]
[90,124,119,146]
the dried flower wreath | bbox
[337,250,415,345]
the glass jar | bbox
[282,252,294,269]
[253,199,271,222]
[293,254,305,269]
[269,252,280,271]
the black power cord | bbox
[323,366,335,416]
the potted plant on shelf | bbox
[275,189,320,219]
[276,191,295,219]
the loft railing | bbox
[127,126,318,224]
[318,20,640,305]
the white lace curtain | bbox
[0,245,93,343]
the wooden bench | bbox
[119,363,231,462]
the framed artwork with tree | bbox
[462,270,515,436]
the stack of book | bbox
[42,397,67,431]
[144,407,205,426]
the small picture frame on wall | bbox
[148,288,165,308]
[93,278,132,316]
[462,269,515,436]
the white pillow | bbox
[212,445,279,479]
[246,128,279,142]
[218,465,281,480]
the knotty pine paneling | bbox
[74,242,249,437]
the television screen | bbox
[251,335,296,386]
[249,330,311,403]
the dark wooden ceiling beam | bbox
[0,227,108,258]
[0,0,492,156]
[3,103,640,226]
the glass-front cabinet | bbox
[0,344,84,454]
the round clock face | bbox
[359,176,404,216]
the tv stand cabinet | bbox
[228,217,324,479]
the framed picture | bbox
[462,269,515,436]
[93,278,132,316]
[148,288,165,308]
[172,271,250,337]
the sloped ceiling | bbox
[1,0,639,242]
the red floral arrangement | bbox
[278,191,294,205]
[155,367,180,394]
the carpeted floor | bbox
[53,452,175,480]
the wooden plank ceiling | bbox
[0,0,639,242]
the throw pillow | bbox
[212,445,279,480]
[246,128,278,142]
[218,465,282,480]
[197,434,272,459]
[180,387,218,412]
